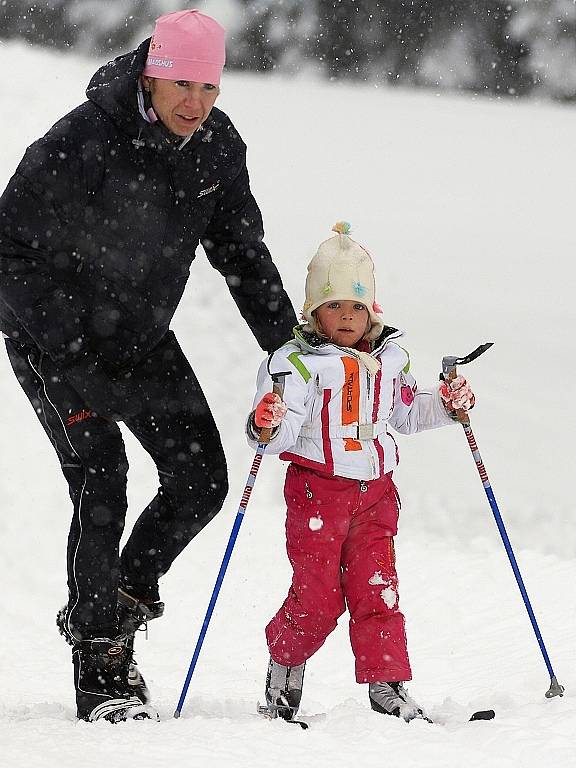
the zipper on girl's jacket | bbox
[305,481,312,499]
[369,453,377,480]
[363,370,379,480]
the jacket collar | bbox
[289,324,403,376]
[291,324,403,356]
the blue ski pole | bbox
[174,372,289,718]
[442,344,564,699]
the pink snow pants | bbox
[266,463,412,683]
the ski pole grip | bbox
[445,366,470,426]
[258,376,287,445]
[441,345,492,427]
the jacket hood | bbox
[86,39,149,139]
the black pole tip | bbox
[545,676,565,698]
[469,709,495,721]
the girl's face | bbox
[314,300,370,347]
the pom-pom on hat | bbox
[143,9,226,86]
[302,222,385,342]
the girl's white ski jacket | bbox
[246,326,455,481]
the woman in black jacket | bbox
[0,9,296,722]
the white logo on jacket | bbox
[198,182,220,198]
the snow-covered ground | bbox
[1,40,575,768]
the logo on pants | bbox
[66,409,95,428]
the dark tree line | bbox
[1,0,575,101]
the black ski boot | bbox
[57,589,164,705]
[369,681,430,722]
[116,587,165,705]
[116,587,165,639]
[73,638,158,722]
[260,657,306,721]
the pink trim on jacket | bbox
[321,388,334,475]
[372,366,385,475]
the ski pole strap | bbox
[441,344,493,379]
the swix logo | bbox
[198,181,220,198]
[67,409,95,428]
[345,372,355,412]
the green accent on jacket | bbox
[397,345,411,373]
[287,351,311,383]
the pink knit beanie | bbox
[143,9,226,86]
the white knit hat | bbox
[302,222,385,342]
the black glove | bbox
[62,351,140,420]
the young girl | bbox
[246,223,474,723]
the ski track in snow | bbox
[1,42,576,768]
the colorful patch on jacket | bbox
[340,357,362,451]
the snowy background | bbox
[4,0,576,102]
[1,39,575,768]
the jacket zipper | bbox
[365,371,378,480]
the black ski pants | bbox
[5,331,228,638]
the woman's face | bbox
[142,77,219,136]
[314,300,370,347]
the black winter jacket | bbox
[0,40,296,368]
